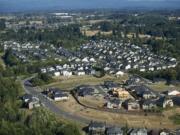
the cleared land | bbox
[85,19,112,24]
[79,96,106,108]
[43,74,128,91]
[81,30,112,36]
[148,82,180,92]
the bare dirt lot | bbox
[79,96,106,108]
[81,30,112,36]
[56,95,180,129]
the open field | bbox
[43,74,128,91]
[81,30,112,36]
[56,95,180,129]
[148,82,180,92]
[79,96,106,108]
[82,30,99,36]
[85,19,112,24]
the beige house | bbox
[112,88,132,100]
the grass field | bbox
[148,82,180,92]
[43,74,128,91]
[169,114,180,125]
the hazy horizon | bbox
[0,0,180,13]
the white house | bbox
[53,94,69,101]
[149,67,154,71]
[115,71,124,77]
[62,70,72,77]
[54,71,60,77]
[55,65,63,70]
[76,70,86,76]
[82,57,89,63]
[125,65,131,70]
[41,68,47,73]
[167,90,180,96]
[47,67,55,72]
[89,58,96,62]
[140,68,146,72]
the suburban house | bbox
[75,70,86,76]
[76,85,95,97]
[112,88,132,100]
[27,97,41,109]
[22,94,33,103]
[54,71,60,77]
[115,71,125,77]
[106,126,123,135]
[106,98,123,109]
[126,75,152,86]
[104,81,119,90]
[156,96,174,108]
[163,90,180,96]
[88,121,106,135]
[53,93,69,101]
[159,129,171,135]
[172,96,180,106]
[124,99,140,111]
[45,88,69,101]
[129,128,148,135]
[128,85,157,99]
[61,70,72,77]
[22,94,40,109]
[141,100,157,110]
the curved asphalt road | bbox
[21,78,91,125]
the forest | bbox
[0,74,81,135]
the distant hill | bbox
[0,0,180,13]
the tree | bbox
[56,123,81,135]
[99,21,112,32]
[3,49,19,66]
[0,19,5,30]
[26,108,57,135]
[30,73,53,86]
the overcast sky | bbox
[0,0,180,12]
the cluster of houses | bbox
[88,121,180,135]
[1,39,177,78]
[40,63,96,77]
[1,41,61,62]
[21,87,69,109]
[79,40,177,73]
[40,40,177,77]
[75,75,180,112]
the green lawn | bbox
[169,114,180,125]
